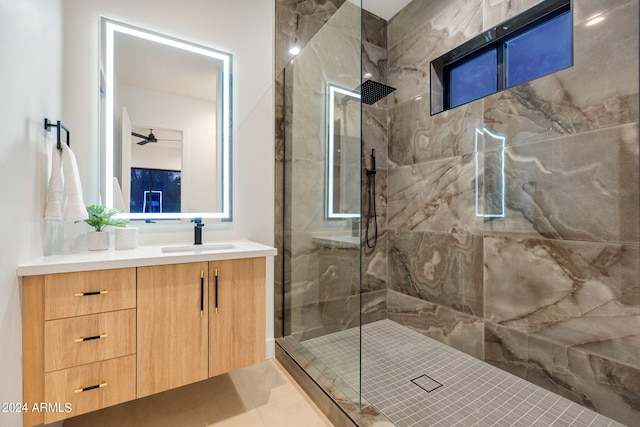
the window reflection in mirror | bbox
[101,18,232,220]
[326,84,360,219]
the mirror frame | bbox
[102,17,232,220]
[326,83,361,219]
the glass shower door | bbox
[282,0,363,408]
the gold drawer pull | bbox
[73,382,108,393]
[74,290,109,297]
[74,333,108,343]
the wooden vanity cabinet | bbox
[136,262,209,397]
[22,268,137,426]
[22,256,266,427]
[209,257,266,377]
[136,258,266,391]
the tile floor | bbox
[304,319,625,427]
[61,360,332,427]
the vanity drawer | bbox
[44,309,136,372]
[44,268,136,320]
[44,355,136,423]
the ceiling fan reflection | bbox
[132,129,181,146]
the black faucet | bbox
[192,218,204,245]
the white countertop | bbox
[17,240,277,276]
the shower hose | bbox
[365,168,378,249]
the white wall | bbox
[63,0,276,354]
[120,84,218,213]
[0,1,63,426]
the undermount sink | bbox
[161,243,237,253]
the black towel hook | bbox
[44,118,70,152]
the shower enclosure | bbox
[277,0,639,426]
[280,0,364,410]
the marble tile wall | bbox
[386,0,639,424]
[276,2,389,340]
[276,0,350,340]
[361,9,389,324]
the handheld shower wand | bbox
[365,149,378,249]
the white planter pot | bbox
[87,231,109,251]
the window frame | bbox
[430,0,572,115]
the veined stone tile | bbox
[362,8,387,49]
[388,154,483,234]
[278,0,346,28]
[361,289,387,325]
[388,96,483,166]
[484,1,638,146]
[316,245,360,301]
[387,0,483,105]
[290,294,363,340]
[362,41,387,89]
[483,123,639,242]
[323,1,360,39]
[275,0,348,74]
[289,158,326,230]
[388,0,479,54]
[573,0,637,26]
[389,230,484,317]
[363,104,389,165]
[484,322,530,378]
[485,322,640,426]
[526,335,640,426]
[362,167,387,226]
[484,236,640,362]
[387,290,485,359]
[482,0,543,31]
[362,228,388,293]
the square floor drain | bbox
[411,374,443,393]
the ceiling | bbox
[115,31,221,103]
[348,0,414,20]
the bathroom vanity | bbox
[17,241,276,426]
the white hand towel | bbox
[113,177,127,212]
[61,145,89,221]
[44,145,64,221]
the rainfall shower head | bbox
[355,80,396,105]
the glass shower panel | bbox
[282,0,362,407]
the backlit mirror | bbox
[101,18,232,220]
[326,84,360,218]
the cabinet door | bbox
[209,257,266,377]
[137,262,208,397]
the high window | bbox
[431,0,572,114]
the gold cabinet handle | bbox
[74,333,108,343]
[73,382,108,393]
[74,290,109,297]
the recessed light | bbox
[363,72,372,79]
[289,46,300,56]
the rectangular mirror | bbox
[326,84,360,219]
[101,18,232,220]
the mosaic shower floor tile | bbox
[304,319,625,427]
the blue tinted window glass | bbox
[506,12,572,87]
[450,49,497,108]
[130,168,181,213]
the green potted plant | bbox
[83,204,127,250]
